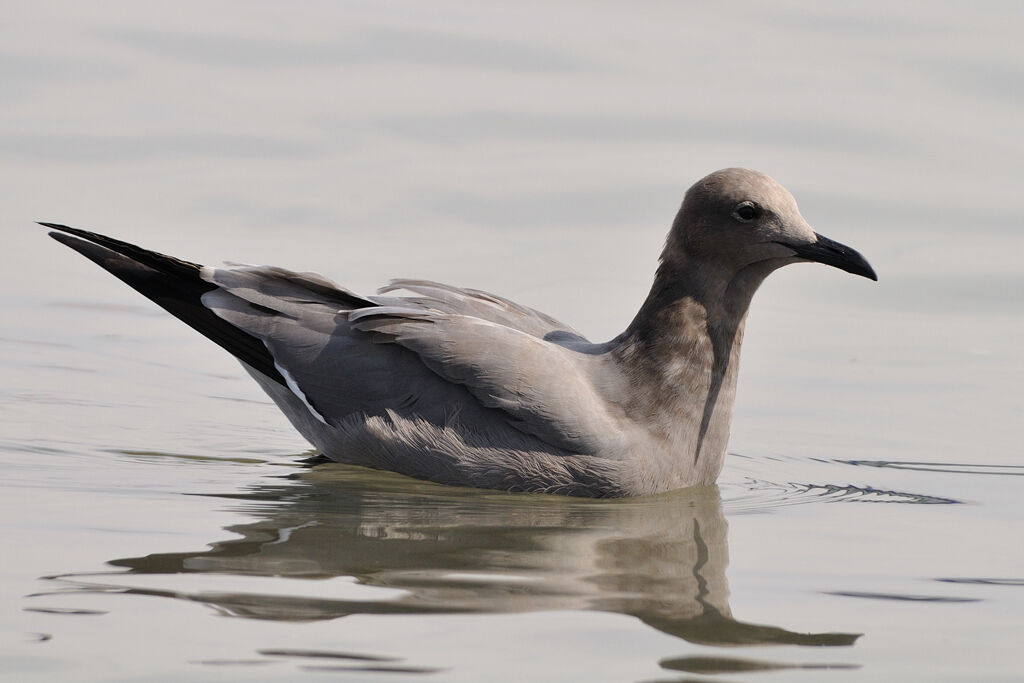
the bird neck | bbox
[626,255,769,341]
[611,255,773,485]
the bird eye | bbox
[732,202,759,223]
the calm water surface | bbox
[3,2,1023,681]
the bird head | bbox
[666,168,877,282]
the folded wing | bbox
[350,307,625,456]
[378,279,587,341]
[45,224,624,461]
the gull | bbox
[45,168,876,497]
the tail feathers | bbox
[45,223,286,386]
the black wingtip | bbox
[40,221,82,237]
[42,221,114,249]
[40,222,72,241]
[43,224,83,251]
[47,230,82,248]
[43,221,287,387]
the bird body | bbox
[46,168,876,497]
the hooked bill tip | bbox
[788,233,877,281]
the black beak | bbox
[785,233,878,281]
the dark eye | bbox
[732,202,759,223]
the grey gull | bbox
[44,168,876,497]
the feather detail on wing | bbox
[377,279,588,341]
[201,265,376,315]
[350,307,624,456]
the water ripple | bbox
[839,460,1024,476]
[660,654,859,674]
[826,591,980,603]
[257,648,443,675]
[936,578,1024,587]
[23,606,108,615]
[723,478,961,513]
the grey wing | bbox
[199,266,489,427]
[203,266,625,458]
[350,307,626,456]
[376,279,588,342]
[44,225,613,467]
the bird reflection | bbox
[96,463,857,647]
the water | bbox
[3,1,1023,680]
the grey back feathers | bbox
[45,168,876,497]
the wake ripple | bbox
[723,478,961,513]
[839,460,1024,476]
